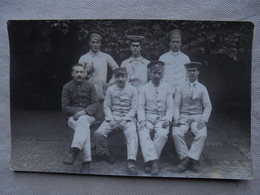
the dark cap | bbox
[168,29,182,40]
[147,61,165,70]
[89,30,103,41]
[127,35,145,44]
[114,67,127,75]
[184,62,202,69]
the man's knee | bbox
[196,131,207,140]
[157,129,169,139]
[172,127,183,138]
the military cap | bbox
[147,61,165,70]
[127,35,145,44]
[113,67,127,75]
[89,30,103,41]
[168,29,182,40]
[184,62,202,69]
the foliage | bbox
[46,20,254,64]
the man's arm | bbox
[84,83,99,116]
[107,54,119,84]
[61,84,82,116]
[124,87,138,121]
[137,86,146,122]
[173,86,182,125]
[201,86,212,123]
[103,87,114,121]
[165,85,174,122]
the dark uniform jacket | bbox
[62,80,99,118]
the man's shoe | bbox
[144,161,152,174]
[177,156,190,172]
[127,160,138,175]
[151,160,160,175]
[63,152,77,165]
[101,155,115,164]
[190,159,201,173]
[80,162,90,174]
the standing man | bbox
[95,67,139,175]
[159,29,190,97]
[138,61,173,175]
[121,35,150,90]
[62,64,99,174]
[78,31,119,100]
[172,62,212,172]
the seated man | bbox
[95,67,139,175]
[172,62,212,172]
[138,61,173,175]
[62,63,99,174]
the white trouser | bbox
[95,121,138,160]
[138,119,169,163]
[172,118,207,161]
[67,115,95,162]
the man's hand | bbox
[197,120,206,130]
[139,120,146,131]
[162,120,170,128]
[109,120,118,129]
[173,118,180,126]
[103,83,112,92]
[119,119,128,130]
[73,110,86,120]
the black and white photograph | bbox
[9,19,253,179]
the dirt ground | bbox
[11,110,253,179]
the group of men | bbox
[61,29,212,175]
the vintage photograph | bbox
[9,20,253,179]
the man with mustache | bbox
[78,31,119,100]
[62,64,99,174]
[159,29,190,97]
[121,35,150,90]
[172,62,212,172]
[95,67,139,175]
[138,61,173,175]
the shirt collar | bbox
[187,79,198,87]
[129,56,145,64]
[89,50,101,57]
[148,80,161,88]
[170,50,181,56]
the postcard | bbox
[9,19,253,179]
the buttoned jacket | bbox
[138,81,173,122]
[62,80,99,117]
[174,81,212,122]
[104,83,138,122]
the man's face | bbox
[187,68,199,82]
[130,42,141,56]
[149,69,163,85]
[89,37,101,53]
[72,66,85,82]
[169,37,182,52]
[115,73,127,88]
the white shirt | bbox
[159,50,190,95]
[121,56,150,89]
[79,50,118,84]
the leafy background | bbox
[8,20,253,124]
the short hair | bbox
[127,35,145,46]
[71,63,85,72]
[89,31,103,42]
[168,29,182,42]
